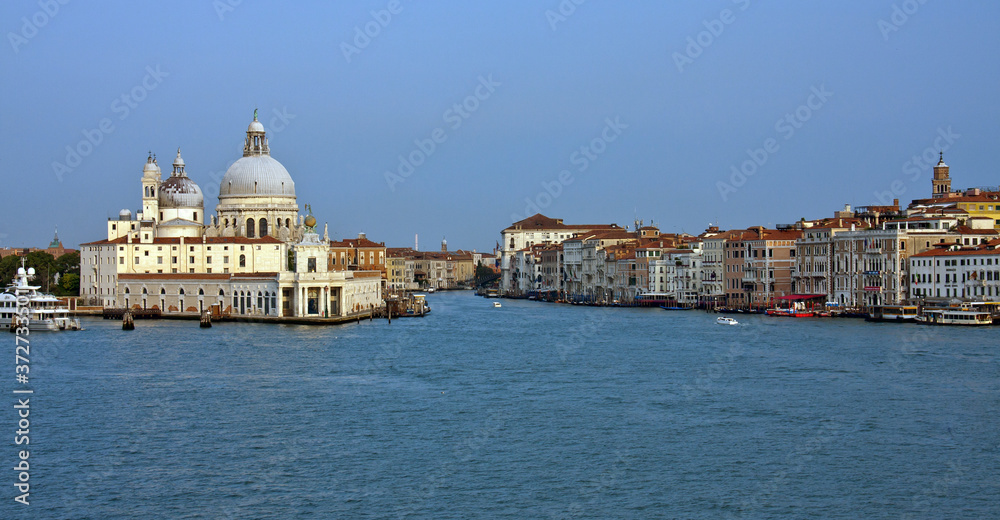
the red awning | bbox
[772,294,826,301]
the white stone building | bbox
[80,112,381,317]
[909,244,1000,301]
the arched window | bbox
[219,289,225,296]
[285,218,290,228]
[124,287,130,294]
[179,287,185,295]
[160,288,166,294]
[142,287,147,294]
[257,291,263,309]
[239,254,246,267]
[259,218,268,237]
[247,218,255,238]
[198,288,204,296]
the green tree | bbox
[24,251,56,292]
[58,273,80,295]
[55,251,80,276]
[0,255,22,286]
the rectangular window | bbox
[157,257,163,264]
[224,256,229,264]
[207,256,212,263]
[189,256,195,263]
[134,257,139,264]
[119,257,125,264]
[172,256,178,263]
[308,258,317,272]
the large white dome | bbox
[218,112,296,199]
[219,155,296,197]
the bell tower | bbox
[141,153,161,222]
[931,151,951,198]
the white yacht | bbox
[716,316,739,326]
[1,263,82,331]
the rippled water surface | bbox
[4,291,999,519]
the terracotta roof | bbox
[504,213,620,232]
[954,226,999,236]
[330,237,385,248]
[911,247,1000,257]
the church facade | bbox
[80,112,382,317]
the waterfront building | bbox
[828,213,973,307]
[909,240,1000,301]
[699,228,726,305]
[721,228,800,309]
[385,248,409,292]
[648,245,703,305]
[80,113,382,317]
[792,218,860,302]
[329,233,387,285]
[499,214,620,294]
[539,244,564,297]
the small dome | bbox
[119,208,133,220]
[159,175,204,208]
[249,119,265,133]
[173,148,185,167]
[142,155,160,178]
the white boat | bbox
[493,301,502,308]
[1,263,82,332]
[716,316,738,326]
[916,309,992,326]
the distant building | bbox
[0,228,76,260]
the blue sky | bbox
[2,1,998,252]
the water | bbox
[4,291,998,519]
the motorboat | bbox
[493,301,502,308]
[916,309,993,326]
[716,316,738,326]
[2,262,82,332]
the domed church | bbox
[212,111,301,241]
[79,112,383,319]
